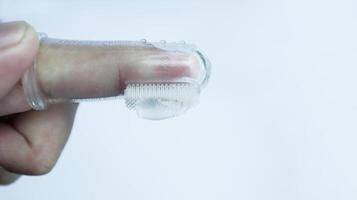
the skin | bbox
[36,38,200,99]
[0,21,201,185]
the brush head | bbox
[124,80,200,120]
[123,41,211,120]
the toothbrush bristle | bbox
[124,82,199,110]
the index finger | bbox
[35,38,202,101]
[1,37,206,116]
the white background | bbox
[1,0,357,199]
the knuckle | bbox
[30,161,54,175]
[28,147,57,175]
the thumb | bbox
[0,21,39,98]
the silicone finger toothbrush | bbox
[22,35,211,120]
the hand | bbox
[0,21,198,185]
[0,21,78,185]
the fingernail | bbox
[0,21,27,49]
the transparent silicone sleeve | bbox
[22,35,211,120]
